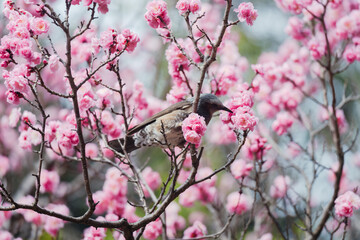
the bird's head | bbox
[198,94,232,116]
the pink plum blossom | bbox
[166,84,188,103]
[335,191,360,218]
[226,192,253,215]
[45,121,61,143]
[208,121,237,145]
[40,169,60,193]
[103,167,127,197]
[270,175,291,199]
[343,45,358,63]
[285,17,310,41]
[18,130,32,150]
[77,82,95,111]
[234,2,258,26]
[99,28,116,49]
[92,190,109,215]
[144,0,170,29]
[211,65,246,96]
[241,131,271,160]
[0,230,21,240]
[96,88,113,109]
[30,17,49,35]
[143,219,163,240]
[142,166,161,191]
[122,204,140,223]
[3,64,31,94]
[231,159,253,179]
[189,0,201,14]
[93,167,128,216]
[221,91,258,131]
[179,185,201,207]
[5,91,21,105]
[117,29,140,53]
[48,55,60,72]
[17,196,42,225]
[165,40,191,86]
[132,81,149,110]
[83,225,107,240]
[320,108,348,134]
[230,106,258,131]
[182,113,207,147]
[287,142,302,158]
[43,204,69,237]
[14,27,30,39]
[165,203,186,237]
[183,221,207,239]
[94,0,111,14]
[85,143,99,158]
[21,110,36,128]
[57,127,79,149]
[8,108,21,127]
[0,155,10,177]
[329,0,343,8]
[307,36,326,60]
[272,112,294,135]
[274,0,310,14]
[336,10,360,40]
[176,0,190,15]
[221,105,258,131]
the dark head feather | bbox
[196,94,232,123]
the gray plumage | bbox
[109,94,232,153]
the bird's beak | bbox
[221,105,233,113]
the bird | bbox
[108,94,232,154]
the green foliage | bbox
[39,231,53,240]
[105,229,115,240]
[237,32,263,64]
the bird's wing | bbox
[127,99,193,135]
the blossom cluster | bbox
[164,203,186,238]
[183,221,207,239]
[141,166,162,197]
[182,113,207,147]
[69,0,112,14]
[234,2,258,26]
[252,0,360,139]
[226,192,253,215]
[1,0,50,102]
[274,0,313,14]
[320,107,348,134]
[210,42,249,96]
[16,196,69,237]
[40,169,60,194]
[334,191,360,218]
[179,167,217,206]
[143,219,163,240]
[96,28,139,54]
[176,0,202,15]
[231,158,253,179]
[253,40,307,136]
[92,167,128,216]
[145,0,171,29]
[165,40,191,87]
[220,89,258,131]
[282,1,360,63]
[270,175,291,199]
[242,131,271,160]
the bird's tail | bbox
[108,136,139,154]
